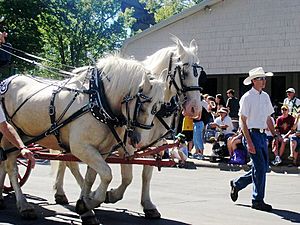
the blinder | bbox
[122,91,154,131]
[169,63,203,95]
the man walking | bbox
[230,67,281,212]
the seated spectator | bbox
[289,110,300,166]
[170,133,189,168]
[271,105,295,166]
[227,129,243,157]
[209,107,234,140]
[283,87,300,117]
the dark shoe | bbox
[230,180,239,202]
[252,201,272,212]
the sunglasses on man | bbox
[254,77,266,81]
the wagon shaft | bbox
[25,143,178,168]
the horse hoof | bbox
[0,199,6,210]
[82,215,101,225]
[20,209,37,220]
[143,208,161,219]
[76,199,89,215]
[55,194,69,205]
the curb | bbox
[188,158,300,174]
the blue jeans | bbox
[233,131,269,203]
[193,121,204,151]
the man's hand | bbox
[21,148,36,169]
[247,142,256,154]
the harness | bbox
[0,68,155,160]
[137,54,207,151]
[166,53,204,97]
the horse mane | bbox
[142,46,176,73]
[69,54,165,94]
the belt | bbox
[249,128,265,133]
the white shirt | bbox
[239,87,274,129]
[0,104,6,123]
[283,97,300,117]
[214,115,234,135]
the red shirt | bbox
[275,114,295,134]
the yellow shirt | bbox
[182,116,193,131]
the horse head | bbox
[171,37,206,118]
[143,37,206,118]
[122,73,164,148]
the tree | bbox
[143,0,201,23]
[37,0,131,68]
[0,0,133,78]
[0,0,46,74]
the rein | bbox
[0,45,76,77]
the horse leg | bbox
[6,154,37,219]
[105,164,133,203]
[141,165,161,219]
[81,166,97,198]
[74,145,112,215]
[66,161,84,189]
[0,162,6,209]
[53,161,69,205]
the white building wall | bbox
[122,0,300,75]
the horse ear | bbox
[190,39,198,54]
[139,73,152,93]
[170,33,179,43]
[176,39,185,56]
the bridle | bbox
[166,53,205,97]
[122,91,154,132]
[137,54,206,151]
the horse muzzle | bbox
[182,99,201,118]
[127,130,141,148]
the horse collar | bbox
[88,67,126,127]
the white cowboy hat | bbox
[243,67,273,85]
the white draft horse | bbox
[0,55,165,224]
[102,37,205,218]
[53,37,205,219]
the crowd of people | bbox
[172,76,300,169]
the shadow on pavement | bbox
[272,208,300,223]
[1,193,189,225]
[1,193,81,225]
[93,206,190,225]
[236,203,300,223]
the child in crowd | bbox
[169,133,189,168]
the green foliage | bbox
[37,0,129,68]
[0,0,131,79]
[0,0,202,79]
[142,0,201,23]
[0,0,46,74]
